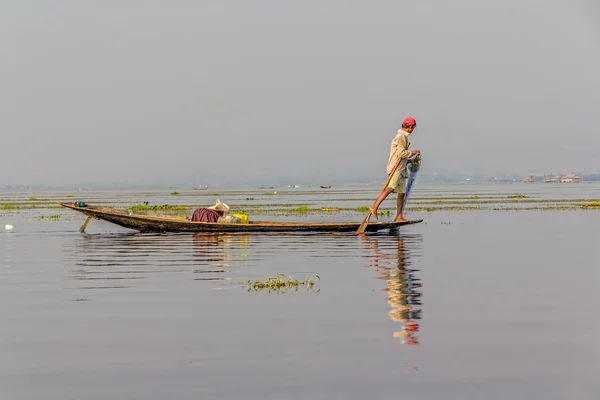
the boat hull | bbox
[60,203,423,233]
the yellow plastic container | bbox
[232,213,249,224]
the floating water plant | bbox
[170,191,180,196]
[242,273,319,293]
[131,202,186,212]
[508,194,529,198]
[131,202,151,211]
[289,205,311,214]
[152,204,187,211]
[581,201,600,209]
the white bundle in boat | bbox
[208,199,230,213]
[207,199,241,223]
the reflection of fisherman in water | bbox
[361,234,422,345]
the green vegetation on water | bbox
[241,273,320,293]
[291,205,311,214]
[40,215,60,220]
[2,190,598,217]
[131,202,187,212]
[581,201,600,209]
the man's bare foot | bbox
[395,217,409,223]
[369,205,378,219]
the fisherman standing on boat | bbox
[369,117,420,223]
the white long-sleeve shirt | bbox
[386,129,414,176]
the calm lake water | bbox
[1,183,599,399]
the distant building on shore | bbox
[540,174,582,183]
[560,174,582,183]
[543,175,561,183]
[523,175,535,183]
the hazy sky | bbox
[1,1,599,186]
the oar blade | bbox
[355,213,372,234]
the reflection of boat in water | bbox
[61,202,423,233]
[62,232,251,296]
[192,233,250,277]
[361,234,423,346]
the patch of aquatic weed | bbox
[241,273,320,293]
[238,206,395,216]
[234,208,265,216]
[13,202,54,210]
[409,202,597,211]
[409,206,483,212]
[581,201,600,210]
[491,205,580,211]
[343,206,393,216]
[412,198,586,206]
[273,204,361,216]
[280,205,312,214]
[284,205,377,214]
[170,191,180,196]
[507,194,529,199]
[40,215,60,221]
[333,196,513,202]
[130,202,187,212]
[1,204,16,211]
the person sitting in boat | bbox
[368,117,420,223]
[191,199,230,222]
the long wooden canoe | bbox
[60,202,423,233]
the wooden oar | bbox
[356,155,403,234]
[79,216,93,233]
